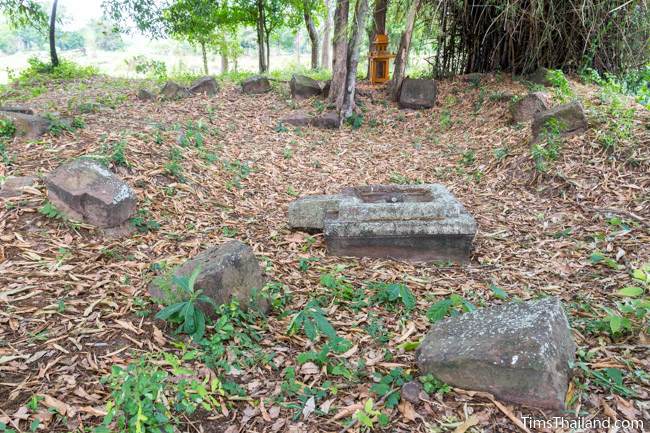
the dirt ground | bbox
[1,73,648,432]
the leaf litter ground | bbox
[0,73,649,432]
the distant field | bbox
[0,40,314,84]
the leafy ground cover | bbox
[0,70,648,432]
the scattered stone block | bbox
[189,76,219,96]
[150,240,269,318]
[510,92,552,123]
[398,78,437,109]
[289,184,476,262]
[0,176,37,198]
[160,81,190,100]
[290,74,322,100]
[45,159,137,228]
[532,101,587,140]
[0,111,50,139]
[241,76,271,94]
[527,67,552,86]
[320,80,331,98]
[417,297,575,409]
[137,89,157,101]
[289,194,343,230]
[0,106,34,115]
[311,111,340,129]
[400,381,423,404]
[282,112,312,128]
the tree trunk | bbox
[200,41,209,75]
[303,1,319,69]
[366,0,388,79]
[49,0,59,67]
[320,0,332,69]
[341,0,369,118]
[390,0,420,101]
[221,53,229,73]
[328,0,349,109]
[256,0,267,73]
[294,31,301,63]
[265,32,270,70]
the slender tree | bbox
[390,0,420,100]
[48,0,59,66]
[341,0,368,117]
[328,0,349,108]
[320,0,332,70]
[302,0,319,69]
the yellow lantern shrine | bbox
[369,34,395,84]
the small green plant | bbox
[460,149,476,166]
[352,399,390,431]
[370,368,411,408]
[283,147,293,159]
[221,226,238,237]
[130,209,160,233]
[368,281,416,314]
[389,172,409,184]
[0,118,16,138]
[288,300,338,342]
[274,122,289,133]
[494,147,509,161]
[164,147,184,180]
[345,112,363,130]
[546,69,573,101]
[439,109,452,130]
[39,201,64,220]
[155,266,214,340]
[427,294,476,323]
[531,117,564,171]
[419,374,451,395]
[110,139,128,167]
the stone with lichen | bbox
[416,297,575,410]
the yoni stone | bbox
[189,76,219,96]
[241,76,271,94]
[398,78,437,109]
[510,92,551,123]
[150,240,269,318]
[417,297,575,409]
[0,111,50,139]
[290,74,322,100]
[45,159,136,228]
[532,101,587,140]
[160,81,190,100]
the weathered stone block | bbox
[417,297,575,410]
[532,101,587,140]
[290,74,322,100]
[137,89,157,101]
[282,112,312,127]
[510,92,552,123]
[160,81,190,100]
[527,67,552,86]
[0,106,34,115]
[398,78,437,109]
[0,176,37,198]
[150,241,269,317]
[324,184,476,263]
[189,76,219,96]
[242,76,271,94]
[45,159,137,228]
[288,194,343,230]
[311,111,340,129]
[0,111,50,139]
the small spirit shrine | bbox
[369,34,395,84]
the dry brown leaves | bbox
[0,74,648,432]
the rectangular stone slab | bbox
[323,184,476,263]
